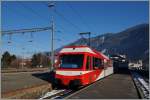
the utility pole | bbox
[22,47,25,69]
[48,2,55,72]
[51,16,54,71]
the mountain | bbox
[55,23,149,67]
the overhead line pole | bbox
[48,2,55,72]
[51,15,54,71]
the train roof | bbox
[59,45,109,60]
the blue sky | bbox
[1,1,149,58]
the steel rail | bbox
[131,71,149,99]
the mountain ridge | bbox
[55,23,149,63]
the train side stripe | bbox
[56,71,92,76]
[96,70,104,81]
[60,47,96,54]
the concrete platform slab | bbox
[1,71,54,93]
[67,73,139,99]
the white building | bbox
[128,60,143,69]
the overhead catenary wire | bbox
[43,2,83,33]
[2,26,52,58]
[18,2,49,23]
[66,2,94,32]
[2,4,37,26]
[18,2,66,33]
[3,2,63,36]
[3,2,56,62]
[16,1,83,43]
[2,1,82,51]
[2,27,52,35]
[53,9,83,32]
[43,2,83,32]
[3,2,81,50]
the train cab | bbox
[55,46,113,87]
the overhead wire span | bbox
[18,2,49,23]
[43,1,83,32]
[2,4,35,25]
[2,27,51,35]
[66,2,93,32]
[53,9,82,32]
[17,2,66,34]
[24,2,66,32]
[41,2,68,33]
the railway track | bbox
[39,89,72,99]
[39,73,117,99]
[39,71,148,99]
[131,71,149,99]
[38,85,89,99]
[38,77,105,99]
[39,88,81,99]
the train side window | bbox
[86,56,90,70]
[91,57,93,70]
[93,57,95,69]
[93,57,102,69]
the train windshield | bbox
[60,54,84,68]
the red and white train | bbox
[55,46,113,87]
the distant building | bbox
[128,60,143,69]
[110,54,129,72]
[19,58,31,67]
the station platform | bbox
[1,71,55,98]
[67,73,139,99]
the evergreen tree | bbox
[1,51,16,68]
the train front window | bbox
[60,54,84,68]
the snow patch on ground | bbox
[131,71,149,99]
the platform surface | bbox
[1,71,53,93]
[67,73,139,99]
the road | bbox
[1,71,54,93]
[66,73,139,99]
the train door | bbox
[93,57,105,81]
[103,59,107,77]
[85,55,92,84]
[104,60,113,76]
[91,56,97,82]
